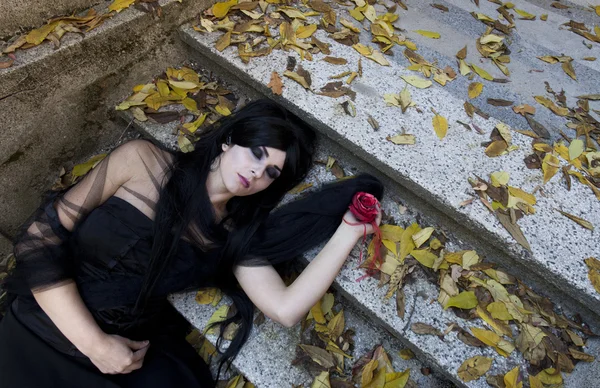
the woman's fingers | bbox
[131,345,150,362]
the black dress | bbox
[0,139,384,388]
[0,195,217,388]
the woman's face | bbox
[218,143,287,196]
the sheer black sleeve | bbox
[239,174,384,267]
[8,140,172,295]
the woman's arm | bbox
[234,209,380,327]
[34,282,150,374]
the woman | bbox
[0,99,383,387]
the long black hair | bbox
[133,99,317,381]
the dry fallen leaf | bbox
[457,356,493,382]
[401,75,432,89]
[267,71,284,95]
[387,134,416,145]
[411,322,443,337]
[585,258,600,294]
[555,209,594,230]
[432,112,448,140]
[468,82,483,99]
[414,30,441,39]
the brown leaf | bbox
[561,60,576,80]
[585,257,600,294]
[367,115,379,131]
[487,98,514,106]
[495,210,531,251]
[457,356,493,382]
[267,71,284,95]
[411,322,443,337]
[396,289,406,319]
[299,344,336,369]
[569,348,595,362]
[456,45,467,60]
[525,115,551,139]
[431,3,449,12]
[0,58,14,69]
[323,56,348,65]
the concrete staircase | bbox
[2,0,599,386]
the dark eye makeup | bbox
[251,146,281,179]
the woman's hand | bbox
[340,208,382,239]
[84,334,150,374]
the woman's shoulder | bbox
[114,139,175,173]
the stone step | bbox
[170,289,453,387]
[116,51,599,386]
[176,0,600,326]
[0,0,211,237]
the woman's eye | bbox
[251,147,263,159]
[267,167,279,179]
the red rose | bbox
[349,192,380,223]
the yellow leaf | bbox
[534,96,568,116]
[562,60,577,80]
[491,171,509,187]
[215,30,232,52]
[432,113,448,140]
[410,249,439,268]
[157,80,170,97]
[414,30,440,39]
[296,24,317,39]
[555,209,594,230]
[108,0,135,12]
[412,227,434,248]
[384,370,410,388]
[178,135,194,153]
[468,82,483,99]
[536,368,563,385]
[445,291,478,310]
[476,305,513,337]
[542,153,560,184]
[515,9,536,20]
[361,359,380,386]
[215,104,232,116]
[387,134,416,145]
[504,367,522,388]
[182,97,198,112]
[182,113,208,134]
[213,0,238,19]
[311,371,331,388]
[399,223,420,261]
[470,64,493,80]
[585,258,600,294]
[471,327,515,357]
[568,139,584,161]
[72,154,107,178]
[508,186,536,206]
[204,305,229,335]
[310,299,326,324]
[25,20,63,45]
[195,288,222,305]
[168,80,199,90]
[283,70,311,89]
[487,301,513,320]
[461,251,479,270]
[380,225,405,242]
[401,75,432,89]
[529,375,543,388]
[459,59,471,76]
[457,356,492,382]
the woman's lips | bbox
[238,174,250,188]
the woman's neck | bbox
[206,168,233,215]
